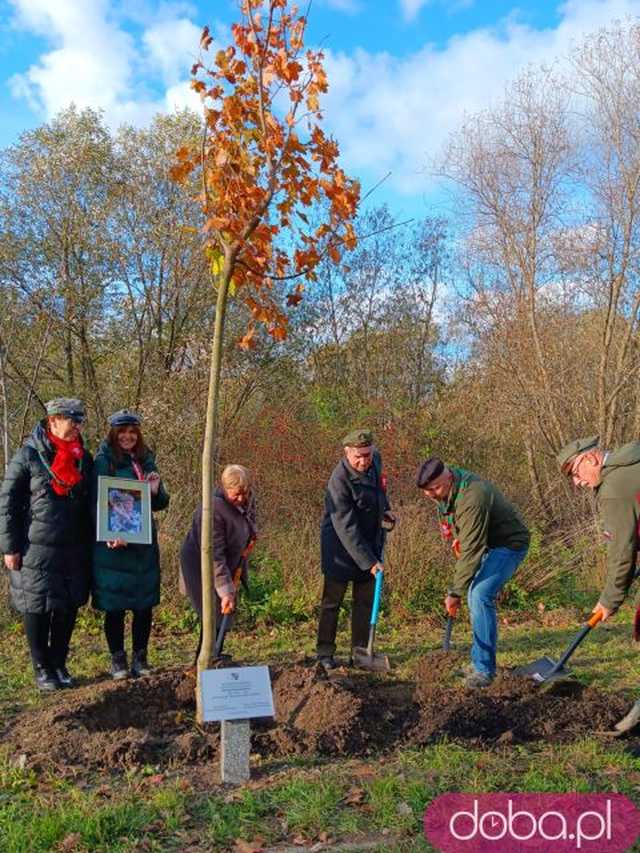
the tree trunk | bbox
[196,263,232,724]
[523,428,552,527]
[0,338,10,474]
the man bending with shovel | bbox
[417,458,529,689]
[557,436,640,732]
[317,430,394,673]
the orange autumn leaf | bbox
[239,326,257,349]
[200,25,213,50]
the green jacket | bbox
[439,471,529,597]
[596,441,640,610]
[91,441,170,611]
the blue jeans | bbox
[467,546,528,677]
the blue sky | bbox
[1,0,640,219]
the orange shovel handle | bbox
[587,611,604,628]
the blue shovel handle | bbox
[370,570,384,626]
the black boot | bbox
[131,649,152,677]
[110,651,128,680]
[34,664,60,692]
[53,664,74,688]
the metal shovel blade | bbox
[514,613,603,685]
[352,645,390,672]
[513,655,573,684]
[351,570,390,672]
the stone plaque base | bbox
[220,719,251,784]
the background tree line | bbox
[2,22,639,618]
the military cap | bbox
[342,429,373,448]
[45,397,86,422]
[416,457,445,488]
[108,409,142,428]
[557,436,600,473]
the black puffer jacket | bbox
[0,422,93,614]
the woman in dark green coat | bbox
[92,410,169,679]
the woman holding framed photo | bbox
[92,410,169,679]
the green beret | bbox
[342,429,373,448]
[556,435,600,472]
[45,397,86,421]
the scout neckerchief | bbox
[437,466,473,558]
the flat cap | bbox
[557,435,600,472]
[342,429,373,448]
[108,409,142,428]
[45,397,86,421]
[416,457,445,488]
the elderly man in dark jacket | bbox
[317,430,393,671]
[0,398,93,691]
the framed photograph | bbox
[96,476,152,545]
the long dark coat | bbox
[91,441,169,612]
[180,488,257,618]
[320,451,390,583]
[0,422,93,614]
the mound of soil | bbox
[2,653,634,778]
[411,656,629,746]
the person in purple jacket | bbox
[180,464,256,661]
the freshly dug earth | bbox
[2,653,633,777]
[410,651,630,746]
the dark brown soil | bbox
[2,653,634,779]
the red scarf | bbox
[47,431,84,496]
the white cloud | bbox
[322,0,640,194]
[164,79,202,113]
[143,18,201,84]
[400,0,430,21]
[8,0,640,199]
[9,0,138,121]
[7,0,205,129]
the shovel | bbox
[352,570,390,672]
[214,566,241,659]
[443,599,460,652]
[515,611,604,684]
[214,539,256,660]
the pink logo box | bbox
[424,793,640,852]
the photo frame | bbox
[96,476,152,545]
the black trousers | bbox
[316,575,375,657]
[104,608,153,654]
[23,609,78,669]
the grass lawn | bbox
[2,601,640,851]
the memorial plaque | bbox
[200,666,274,722]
